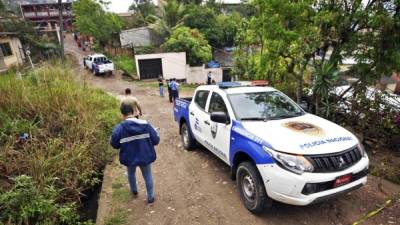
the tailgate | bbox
[100,63,114,72]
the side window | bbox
[194,90,210,110]
[209,92,228,114]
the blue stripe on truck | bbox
[229,120,274,165]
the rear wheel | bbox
[237,161,271,214]
[181,122,196,150]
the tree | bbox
[73,0,123,47]
[177,0,202,5]
[216,12,242,47]
[236,0,320,103]
[183,4,222,48]
[235,0,400,104]
[148,0,186,39]
[129,0,156,26]
[162,26,212,65]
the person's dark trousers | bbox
[171,90,178,102]
[168,89,173,102]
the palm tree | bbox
[313,63,338,117]
[147,0,186,39]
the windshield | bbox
[228,91,304,121]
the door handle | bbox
[204,121,210,125]
[190,111,195,116]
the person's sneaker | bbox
[147,197,155,204]
[132,191,138,198]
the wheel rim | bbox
[182,126,189,147]
[242,174,256,201]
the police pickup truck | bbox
[173,81,369,213]
[83,54,114,75]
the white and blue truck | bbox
[173,81,369,213]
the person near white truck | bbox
[173,81,369,213]
[83,54,114,76]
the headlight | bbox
[358,143,367,158]
[263,146,314,174]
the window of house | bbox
[0,43,13,57]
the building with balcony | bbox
[19,1,73,32]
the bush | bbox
[0,63,119,224]
[0,175,91,225]
[112,55,136,76]
[162,26,212,66]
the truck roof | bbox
[196,85,277,95]
[89,54,107,58]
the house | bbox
[135,52,187,80]
[0,32,25,72]
[19,1,73,32]
[119,27,162,48]
[135,52,224,83]
[213,48,234,82]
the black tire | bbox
[180,122,196,150]
[237,161,271,214]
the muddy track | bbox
[64,35,400,225]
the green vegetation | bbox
[136,80,198,92]
[234,0,400,152]
[112,55,137,76]
[73,0,123,47]
[104,209,127,225]
[111,176,130,203]
[0,62,119,224]
[162,26,212,66]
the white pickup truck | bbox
[174,81,369,213]
[83,54,114,75]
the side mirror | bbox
[211,112,230,124]
[300,101,308,112]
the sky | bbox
[106,0,134,13]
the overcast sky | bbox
[105,0,242,13]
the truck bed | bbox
[173,97,192,123]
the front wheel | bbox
[237,161,271,214]
[181,122,196,150]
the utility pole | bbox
[58,0,64,60]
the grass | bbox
[104,209,127,225]
[111,176,130,203]
[136,80,198,92]
[112,55,136,77]
[0,61,120,224]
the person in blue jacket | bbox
[169,78,179,102]
[110,103,160,203]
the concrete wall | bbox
[135,52,187,80]
[0,36,24,70]
[135,52,224,83]
[186,65,223,84]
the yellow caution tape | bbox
[352,193,400,225]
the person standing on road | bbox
[169,78,179,102]
[207,71,212,85]
[122,88,143,118]
[166,79,173,103]
[158,76,164,97]
[110,103,160,204]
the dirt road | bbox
[65,35,400,225]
